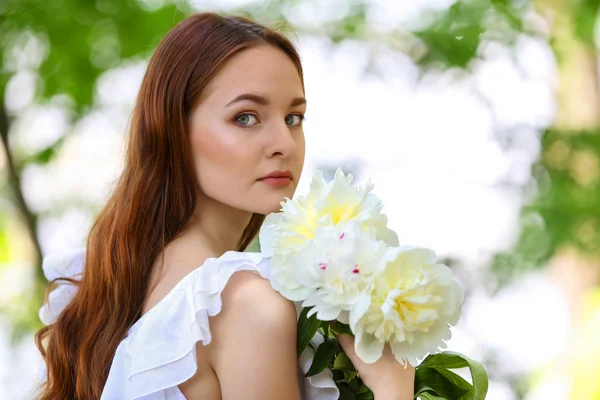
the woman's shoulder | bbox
[218,267,297,324]
[191,261,302,400]
[98,250,277,399]
[130,249,294,348]
[208,266,298,348]
[39,247,340,400]
[127,250,270,337]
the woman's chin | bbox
[244,188,296,215]
[257,205,283,216]
[252,199,287,216]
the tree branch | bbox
[0,97,43,271]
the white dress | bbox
[39,248,339,400]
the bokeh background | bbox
[1,0,599,398]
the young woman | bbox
[35,12,415,400]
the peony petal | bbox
[445,281,465,325]
[390,339,419,367]
[301,293,322,309]
[380,227,399,246]
[415,319,452,354]
[272,279,314,302]
[349,295,371,329]
[309,169,330,199]
[354,330,385,363]
[333,168,354,188]
[316,306,342,321]
[398,246,437,265]
[258,213,283,258]
[337,311,350,324]
[377,246,403,275]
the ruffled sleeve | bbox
[37,249,339,400]
[38,247,86,326]
[298,331,340,400]
[103,251,268,399]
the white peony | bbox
[259,168,398,261]
[349,246,465,367]
[287,220,388,323]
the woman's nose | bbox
[266,121,297,158]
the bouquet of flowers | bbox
[259,168,488,400]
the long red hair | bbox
[35,12,304,399]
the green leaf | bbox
[330,321,353,335]
[32,144,60,165]
[320,319,332,337]
[418,392,446,400]
[436,368,472,391]
[343,370,358,382]
[415,385,439,397]
[420,352,488,400]
[339,385,356,400]
[420,352,469,369]
[415,367,470,399]
[305,337,338,377]
[333,352,355,371]
[356,390,374,400]
[348,377,363,392]
[355,383,371,395]
[297,307,320,357]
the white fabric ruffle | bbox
[39,249,339,400]
[38,247,86,326]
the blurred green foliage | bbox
[0,0,190,110]
[413,0,529,69]
[0,0,599,354]
[0,0,191,338]
[537,130,600,254]
[493,128,600,286]
[491,0,600,289]
[2,1,600,398]
[574,0,600,46]
[0,0,533,338]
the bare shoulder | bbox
[214,270,297,335]
[205,271,301,400]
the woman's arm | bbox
[208,271,301,400]
[336,332,415,400]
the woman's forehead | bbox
[199,45,304,106]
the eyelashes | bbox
[234,113,306,127]
[285,114,306,126]
[235,113,258,126]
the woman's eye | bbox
[285,114,305,126]
[235,113,259,126]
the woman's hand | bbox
[335,332,415,400]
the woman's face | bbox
[189,44,306,215]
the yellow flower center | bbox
[391,291,439,332]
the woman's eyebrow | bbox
[226,93,307,107]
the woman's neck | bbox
[183,196,254,255]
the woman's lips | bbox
[257,177,292,187]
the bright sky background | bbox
[0,1,573,399]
